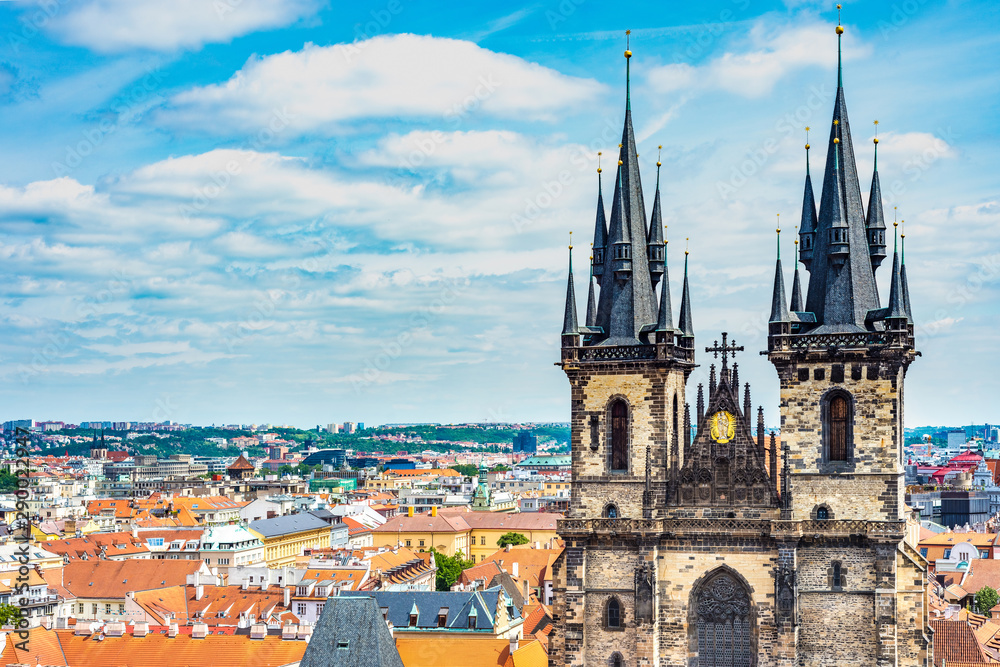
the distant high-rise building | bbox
[343,422,357,434]
[513,431,537,454]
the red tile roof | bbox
[930,619,991,666]
[63,559,205,599]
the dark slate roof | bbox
[249,512,330,538]
[802,77,881,333]
[585,273,597,328]
[647,166,664,246]
[300,596,404,667]
[677,253,694,338]
[339,586,519,633]
[592,172,607,251]
[789,255,804,313]
[769,254,790,323]
[799,150,818,237]
[865,148,888,273]
[562,248,579,336]
[656,266,674,331]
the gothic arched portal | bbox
[690,568,756,667]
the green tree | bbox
[277,464,295,476]
[490,464,511,473]
[0,471,19,493]
[976,586,999,614]
[429,548,475,591]
[0,604,22,626]
[497,532,529,548]
[451,464,479,477]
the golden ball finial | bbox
[597,167,602,173]
[873,137,879,144]
[657,161,662,167]
[658,145,662,149]
[805,143,810,150]
[836,25,844,34]
[624,50,632,59]
[834,137,840,144]
[893,220,898,228]
[618,159,623,166]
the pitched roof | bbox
[930,619,991,666]
[300,596,403,667]
[395,637,511,667]
[43,532,150,560]
[62,559,205,599]
[250,512,330,538]
[340,586,518,631]
[373,513,471,534]
[227,454,254,470]
[461,513,558,532]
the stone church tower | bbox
[550,20,932,667]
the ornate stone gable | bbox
[671,353,777,509]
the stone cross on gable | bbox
[705,332,743,374]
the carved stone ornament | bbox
[697,573,750,623]
[635,561,654,623]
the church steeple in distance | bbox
[769,218,790,328]
[866,120,888,274]
[562,233,580,344]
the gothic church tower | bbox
[550,18,931,667]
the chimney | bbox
[408,506,414,517]
[297,625,313,641]
[191,623,209,639]
[281,625,297,640]
[133,622,149,637]
[167,622,179,638]
[283,586,291,608]
[250,623,267,640]
[512,562,518,578]
[509,634,520,653]
[40,616,52,630]
[195,584,204,601]
[523,579,529,602]
[242,579,250,590]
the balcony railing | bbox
[558,517,906,540]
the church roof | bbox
[300,596,404,667]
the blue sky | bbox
[0,0,997,428]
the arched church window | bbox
[609,653,624,667]
[603,504,619,519]
[695,571,753,667]
[610,400,629,472]
[832,561,843,589]
[606,597,622,629]
[817,506,829,520]
[823,391,853,463]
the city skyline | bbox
[0,1,997,427]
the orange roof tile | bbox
[63,559,205,599]
[1,627,307,667]
[395,637,510,667]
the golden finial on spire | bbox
[625,29,632,59]
[618,159,623,166]
[657,145,662,167]
[894,205,898,226]
[664,224,668,244]
[834,138,840,144]
[569,231,573,250]
[597,151,602,174]
[901,220,905,238]
[836,4,844,33]
[685,237,689,256]
[873,119,879,144]
[794,225,799,245]
[776,213,780,234]
[618,143,622,148]
[833,119,839,126]
[805,126,810,150]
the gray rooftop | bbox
[300,596,403,667]
[249,512,330,538]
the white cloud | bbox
[157,34,604,133]
[646,22,870,98]
[43,0,322,53]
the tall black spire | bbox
[655,226,674,335]
[677,246,694,342]
[591,155,608,285]
[562,238,580,340]
[866,124,888,274]
[801,18,880,333]
[696,383,705,425]
[769,227,790,324]
[901,222,912,321]
[798,131,818,269]
[586,259,598,328]
[591,34,657,345]
[886,223,906,322]
[790,233,804,312]
[647,148,665,289]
